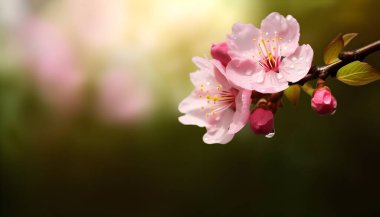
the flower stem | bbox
[290,40,380,86]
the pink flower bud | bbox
[311,87,337,115]
[210,42,231,67]
[249,107,274,135]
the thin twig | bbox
[290,40,380,86]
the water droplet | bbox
[290,64,295,68]
[291,57,297,61]
[256,75,264,83]
[331,110,336,115]
[277,73,283,79]
[245,70,252,75]
[265,32,269,36]
[265,129,275,138]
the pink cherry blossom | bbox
[226,12,314,93]
[20,17,83,113]
[97,68,153,124]
[178,57,252,144]
[311,87,337,115]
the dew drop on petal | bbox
[265,129,275,138]
[331,110,336,115]
[290,64,295,68]
[245,70,253,76]
[291,57,297,61]
[256,74,264,83]
[277,73,283,79]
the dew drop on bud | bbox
[265,129,275,138]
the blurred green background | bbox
[1,0,380,216]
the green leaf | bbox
[284,85,301,106]
[342,33,358,46]
[337,61,380,86]
[323,33,344,64]
[301,82,315,96]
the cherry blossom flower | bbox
[97,68,153,124]
[226,12,314,93]
[178,57,252,144]
[20,18,83,113]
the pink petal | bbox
[178,91,208,127]
[253,71,289,93]
[279,44,313,82]
[226,59,264,90]
[227,23,261,60]
[210,59,231,89]
[260,12,300,56]
[228,90,252,134]
[203,109,235,144]
[190,57,218,87]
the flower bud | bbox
[311,87,337,115]
[249,107,274,135]
[210,42,231,67]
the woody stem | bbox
[289,40,380,86]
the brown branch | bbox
[290,40,380,86]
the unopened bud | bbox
[210,42,231,67]
[311,86,337,115]
[249,107,274,135]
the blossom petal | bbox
[178,91,208,127]
[203,109,235,144]
[279,44,313,82]
[253,71,289,93]
[226,59,264,90]
[210,59,231,89]
[228,90,252,134]
[227,23,261,60]
[190,57,218,87]
[260,12,300,56]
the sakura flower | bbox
[20,17,83,113]
[178,57,252,144]
[97,68,152,124]
[226,12,314,93]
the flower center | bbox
[198,83,235,117]
[253,33,282,72]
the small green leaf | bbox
[342,33,358,46]
[337,61,380,86]
[301,82,315,96]
[323,33,344,64]
[284,85,301,106]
